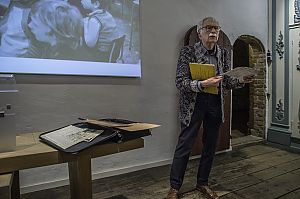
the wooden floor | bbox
[22,139,300,199]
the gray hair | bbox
[196,17,219,33]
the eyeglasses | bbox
[201,25,221,32]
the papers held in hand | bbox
[222,67,258,80]
[189,63,218,95]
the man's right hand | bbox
[200,76,223,88]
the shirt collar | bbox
[199,42,217,55]
[194,41,222,63]
[88,9,105,17]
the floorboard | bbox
[277,188,300,199]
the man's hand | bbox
[200,76,223,87]
[240,75,255,83]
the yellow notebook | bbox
[189,63,218,94]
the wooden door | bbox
[183,26,232,155]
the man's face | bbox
[199,19,220,46]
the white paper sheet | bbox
[223,67,258,80]
[40,125,103,149]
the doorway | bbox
[183,25,232,154]
[232,39,250,138]
[232,35,266,138]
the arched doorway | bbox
[232,35,266,138]
[184,25,232,155]
[232,39,250,137]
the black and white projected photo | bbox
[0,0,141,77]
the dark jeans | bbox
[170,93,222,190]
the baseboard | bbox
[21,178,70,194]
[92,159,172,180]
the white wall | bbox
[14,0,268,193]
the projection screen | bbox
[0,0,141,77]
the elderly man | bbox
[167,17,253,199]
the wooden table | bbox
[0,133,144,199]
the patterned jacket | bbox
[175,42,243,126]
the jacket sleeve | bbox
[221,48,244,90]
[175,46,202,92]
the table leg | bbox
[11,171,20,199]
[68,155,92,199]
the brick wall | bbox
[248,45,266,138]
